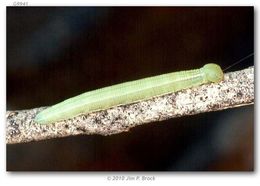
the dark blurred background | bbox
[7,7,254,171]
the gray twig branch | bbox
[6,67,254,144]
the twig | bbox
[6,67,254,144]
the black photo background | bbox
[7,7,253,171]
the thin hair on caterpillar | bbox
[223,53,254,72]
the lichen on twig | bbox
[6,67,254,144]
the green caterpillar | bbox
[35,63,224,124]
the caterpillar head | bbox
[201,63,224,83]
